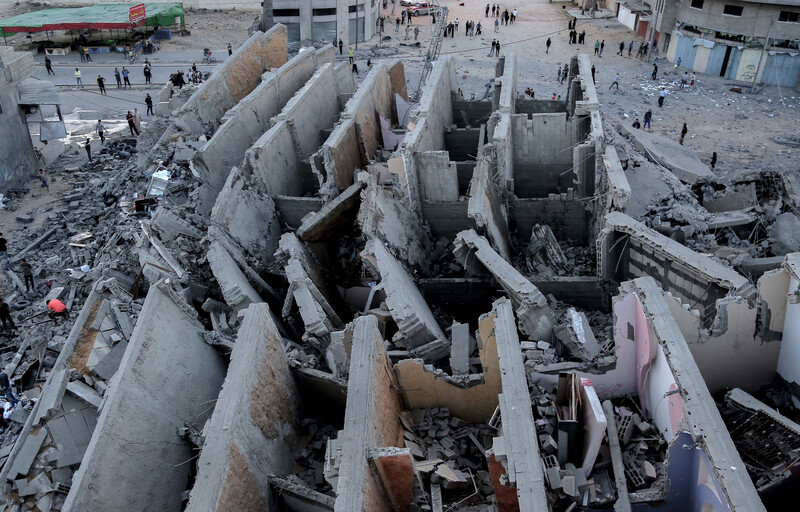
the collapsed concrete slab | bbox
[618,124,714,184]
[296,181,366,242]
[185,303,301,512]
[331,315,405,512]
[361,238,446,350]
[483,299,549,511]
[454,229,553,341]
[467,158,512,260]
[63,281,226,512]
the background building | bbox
[272,0,380,45]
[0,46,37,192]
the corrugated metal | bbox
[674,35,698,70]
[706,44,728,76]
[762,52,800,86]
[17,77,60,105]
[724,48,742,80]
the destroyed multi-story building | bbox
[2,24,800,512]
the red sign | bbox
[129,4,146,24]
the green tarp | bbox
[0,3,184,37]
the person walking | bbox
[628,41,634,56]
[609,72,620,90]
[19,259,33,292]
[710,152,717,170]
[0,368,19,405]
[114,67,122,88]
[396,17,400,32]
[0,233,8,270]
[414,26,420,40]
[546,37,551,53]
[339,39,343,54]
[85,138,92,161]
[401,10,406,24]
[562,63,568,84]
[512,9,517,23]
[658,87,667,107]
[599,40,605,57]
[352,59,359,75]
[651,63,658,80]
[83,46,92,62]
[492,4,496,17]
[494,18,499,32]
[594,40,599,55]
[679,123,688,145]
[126,111,140,136]
[455,18,459,32]
[591,64,596,84]
[122,67,131,88]
[557,65,562,83]
[637,42,644,58]
[96,119,105,143]
[348,47,354,64]
[75,68,83,88]
[643,109,652,131]
[486,4,490,16]
[38,169,49,191]
[44,56,54,75]
[618,41,624,56]
[228,43,233,56]
[145,93,154,116]
[96,75,107,94]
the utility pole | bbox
[647,0,660,63]
[751,16,775,92]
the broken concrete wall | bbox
[599,146,631,216]
[207,236,264,312]
[185,303,300,512]
[468,158,512,260]
[320,117,364,192]
[154,26,288,152]
[245,120,309,197]
[357,178,432,270]
[192,45,333,202]
[403,58,456,154]
[777,253,800,392]
[665,292,779,394]
[361,238,446,349]
[601,212,752,323]
[623,277,765,512]
[63,282,226,512]
[210,166,283,264]
[484,299,549,510]
[333,315,404,512]
[492,112,514,190]
[341,62,396,160]
[495,53,517,114]
[416,151,459,202]
[453,229,553,341]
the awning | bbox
[0,3,185,37]
[17,78,60,105]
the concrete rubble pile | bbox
[2,25,800,512]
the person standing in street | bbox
[75,68,83,88]
[618,42,624,56]
[495,40,501,57]
[228,43,233,56]
[489,39,497,56]
[486,4,490,16]
[0,233,8,270]
[19,259,33,292]
[658,87,667,107]
[145,93,154,116]
[546,37,551,53]
[96,74,107,94]
[557,65,562,83]
[591,64,596,84]
[79,47,86,62]
[414,26,420,40]
[126,111,140,136]
[96,119,105,143]
[711,152,717,170]
[679,123,688,145]
[122,67,131,88]
[599,40,605,56]
[114,67,122,88]
[44,56,54,75]
[643,109,652,132]
[628,41,634,56]
[38,169,49,191]
[348,47,354,63]
[609,72,620,90]
[652,63,658,80]
[594,40,599,55]
[352,59,359,75]
[85,138,92,161]
[133,108,142,133]
[680,71,689,88]
[143,63,152,84]
[338,39,343,54]
[83,46,92,62]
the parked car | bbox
[399,0,422,6]
[409,2,432,15]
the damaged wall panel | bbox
[333,316,405,512]
[63,282,227,512]
[186,303,301,512]
[468,158,512,260]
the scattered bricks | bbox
[617,414,633,445]
[539,434,558,455]
[624,461,647,490]
[544,455,562,490]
